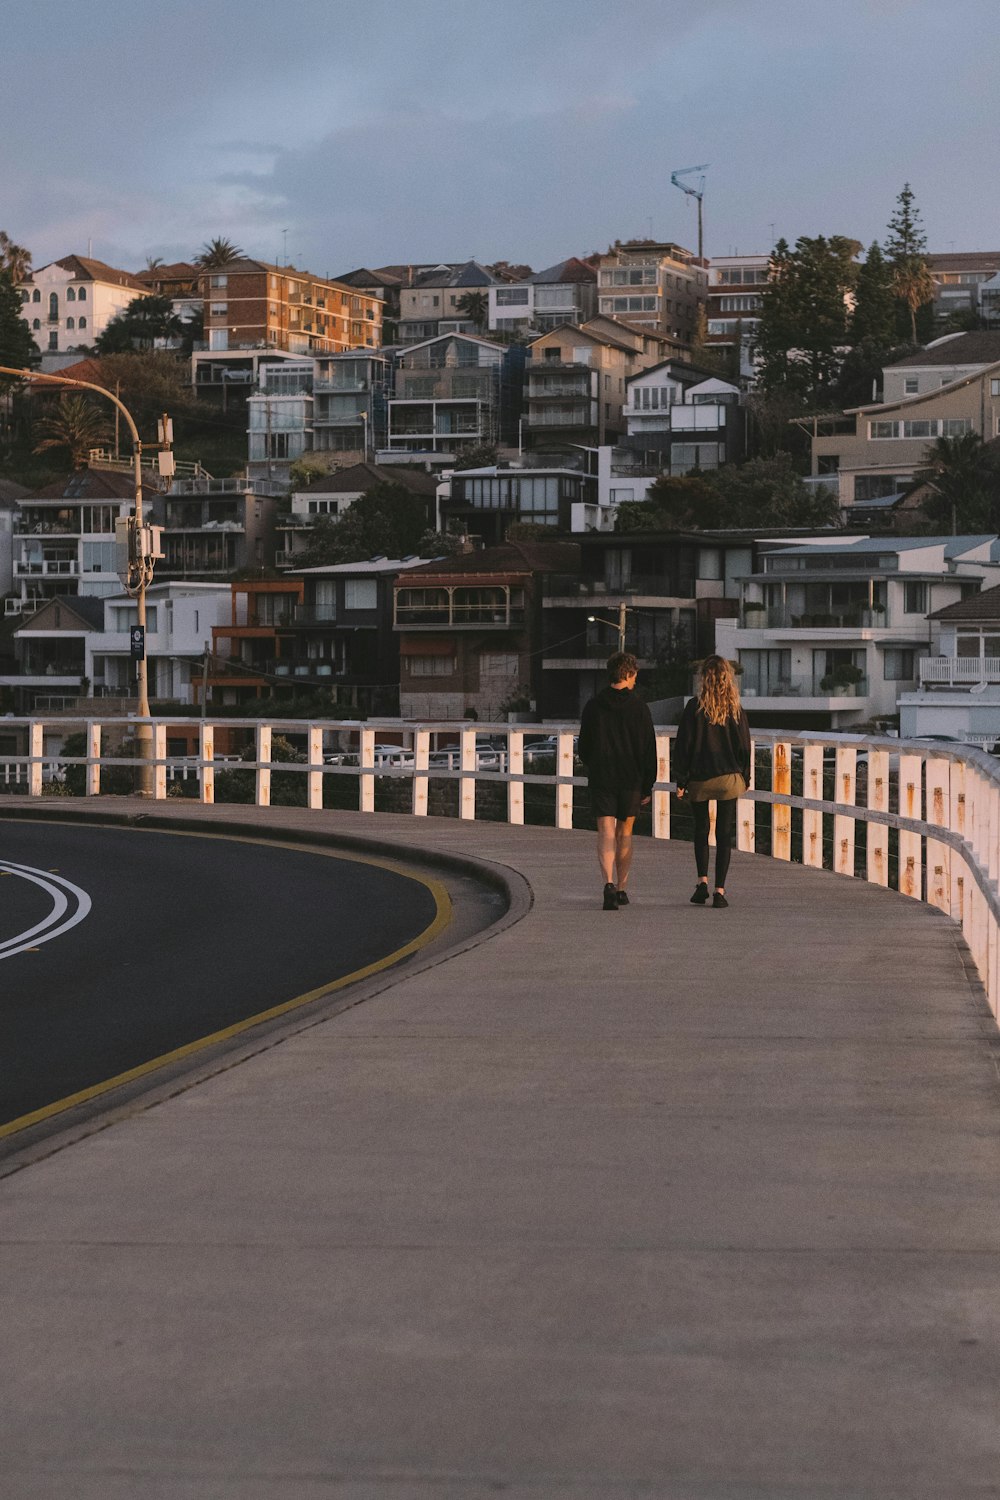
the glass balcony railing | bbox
[740,606,888,629]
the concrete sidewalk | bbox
[3,800,1000,1499]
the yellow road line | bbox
[0,824,451,1141]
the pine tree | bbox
[0,271,38,384]
[884,184,927,260]
[754,236,859,405]
[884,184,934,343]
[850,242,897,348]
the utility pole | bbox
[0,366,171,794]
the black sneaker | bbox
[690,884,710,905]
[603,882,619,911]
[617,889,630,906]
[713,892,729,909]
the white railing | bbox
[4,719,1000,1019]
[920,657,1000,686]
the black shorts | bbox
[590,785,644,820]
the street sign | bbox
[130,626,145,661]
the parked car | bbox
[522,734,578,767]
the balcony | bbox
[14,558,79,577]
[292,605,339,626]
[528,386,591,402]
[523,409,593,429]
[919,656,1000,687]
[396,605,526,630]
[739,606,889,630]
[544,575,689,603]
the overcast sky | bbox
[4,0,998,277]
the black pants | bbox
[692,798,737,886]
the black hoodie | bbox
[578,685,657,797]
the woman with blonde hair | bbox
[673,655,751,908]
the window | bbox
[904,377,918,394]
[48,292,58,320]
[739,648,791,695]
[78,316,86,329]
[407,655,454,676]
[883,648,916,680]
[870,421,897,438]
[992,378,1000,397]
[48,332,58,350]
[344,578,376,610]
[66,317,74,330]
[903,581,927,614]
[480,652,518,675]
[32,289,40,302]
[718,295,762,312]
[942,419,973,436]
[32,318,40,330]
[67,287,76,302]
[210,303,228,317]
[496,287,529,305]
[210,275,228,289]
[901,420,933,438]
[77,287,86,301]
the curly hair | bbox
[698,655,741,726]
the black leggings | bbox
[692,798,737,887]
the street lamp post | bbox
[587,601,629,653]
[0,365,169,794]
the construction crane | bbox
[670,164,709,262]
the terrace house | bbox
[809,333,1000,512]
[540,530,749,718]
[488,259,597,337]
[387,333,521,459]
[394,540,579,721]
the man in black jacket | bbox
[578,651,657,910]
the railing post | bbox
[771,741,791,861]
[897,753,923,899]
[802,743,824,869]
[834,746,857,877]
[653,732,671,841]
[555,731,575,830]
[199,721,215,805]
[87,722,102,798]
[359,727,375,812]
[307,725,323,811]
[153,722,167,801]
[866,750,890,887]
[412,728,430,817]
[507,730,524,827]
[925,756,951,913]
[737,736,756,853]
[459,727,477,820]
[29,721,43,798]
[256,723,271,807]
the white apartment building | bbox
[87,582,231,703]
[18,256,149,367]
[716,536,1000,728]
[899,583,1000,745]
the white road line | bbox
[0,861,92,960]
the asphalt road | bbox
[0,819,443,1133]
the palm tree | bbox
[197,237,244,268]
[32,396,113,469]
[892,255,935,342]
[0,230,32,283]
[455,290,489,331]
[916,431,994,533]
[144,255,165,271]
